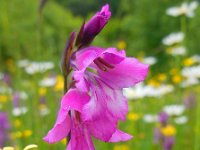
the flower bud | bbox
[76,4,111,48]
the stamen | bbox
[97,57,114,69]
[75,112,81,121]
[94,59,107,71]
[73,111,81,124]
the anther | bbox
[94,59,107,71]
[97,57,114,69]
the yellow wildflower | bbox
[0,95,8,103]
[117,40,126,50]
[172,75,182,84]
[183,58,195,66]
[54,75,64,91]
[23,130,32,137]
[38,88,47,96]
[147,79,160,87]
[14,119,22,128]
[161,125,176,136]
[114,144,129,150]
[23,144,38,150]
[157,73,167,82]
[127,112,140,121]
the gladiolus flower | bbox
[44,47,148,149]
[44,4,149,150]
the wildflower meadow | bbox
[0,0,200,150]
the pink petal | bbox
[109,130,133,142]
[82,77,128,121]
[61,88,90,111]
[86,113,117,142]
[43,89,90,143]
[102,48,126,62]
[43,108,71,143]
[72,47,126,72]
[99,80,128,121]
[99,4,111,17]
[82,84,118,141]
[72,47,105,70]
[72,70,89,92]
[98,57,149,88]
[101,52,125,64]
[67,116,95,150]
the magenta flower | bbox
[72,46,148,122]
[44,4,149,150]
[44,47,148,148]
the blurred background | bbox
[0,0,200,149]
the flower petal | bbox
[72,70,89,92]
[98,79,128,120]
[82,78,127,121]
[61,88,90,111]
[98,57,149,88]
[43,89,90,143]
[72,47,127,72]
[72,47,104,70]
[43,108,71,143]
[67,114,95,150]
[86,113,117,142]
[109,129,133,142]
[82,83,118,141]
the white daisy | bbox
[142,56,157,65]
[143,114,158,123]
[191,55,200,63]
[169,46,186,56]
[166,1,198,18]
[25,61,54,74]
[181,77,199,87]
[174,116,188,124]
[181,65,200,78]
[39,77,56,87]
[163,105,185,116]
[162,32,184,46]
[123,83,174,99]
[12,107,28,116]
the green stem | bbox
[181,16,187,35]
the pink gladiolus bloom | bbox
[72,46,148,137]
[44,4,149,150]
[44,47,148,149]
